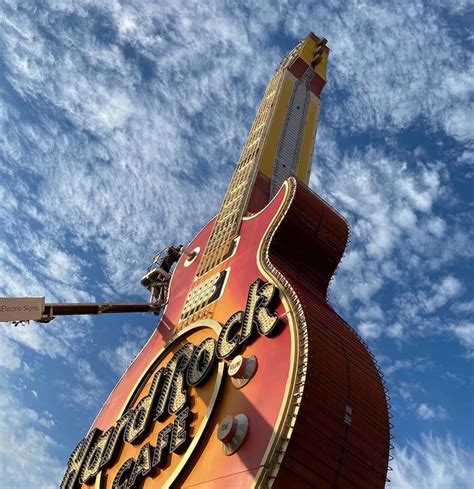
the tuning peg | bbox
[311,54,323,68]
[311,38,327,69]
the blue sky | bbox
[0,1,473,487]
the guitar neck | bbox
[197,34,328,278]
[196,67,287,277]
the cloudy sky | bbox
[0,0,473,487]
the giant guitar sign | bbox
[62,33,390,489]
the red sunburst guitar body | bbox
[64,33,390,489]
[79,178,389,489]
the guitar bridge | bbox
[180,269,228,322]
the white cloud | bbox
[389,379,454,424]
[75,358,103,390]
[451,322,474,357]
[442,371,466,384]
[100,339,142,375]
[426,217,447,238]
[443,104,474,142]
[391,434,474,489]
[416,403,448,421]
[39,249,85,286]
[397,381,420,404]
[99,324,149,375]
[1,316,93,361]
[0,388,63,489]
[452,300,474,314]
[57,358,106,410]
[387,322,405,340]
[381,358,430,377]
[357,321,382,340]
[375,274,473,354]
[355,304,385,322]
[2,324,55,356]
[0,335,22,370]
[424,276,463,313]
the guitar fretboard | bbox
[196,40,308,277]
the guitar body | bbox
[84,178,389,489]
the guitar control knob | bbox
[217,414,249,455]
[228,355,257,388]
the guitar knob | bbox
[228,355,257,388]
[217,414,249,455]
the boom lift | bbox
[0,245,187,325]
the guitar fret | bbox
[224,205,239,216]
[208,226,237,249]
[222,199,241,213]
[225,181,246,201]
[247,138,260,149]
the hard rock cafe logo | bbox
[61,279,282,489]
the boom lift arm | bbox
[1,245,188,325]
